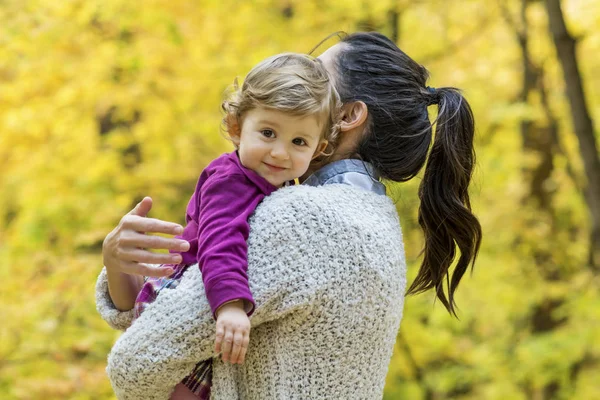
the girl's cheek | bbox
[303,154,314,167]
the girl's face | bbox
[231,107,328,187]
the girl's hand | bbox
[103,196,190,277]
[214,300,251,364]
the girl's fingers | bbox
[242,331,250,364]
[221,330,234,362]
[229,330,245,364]
[237,338,249,364]
[215,324,225,353]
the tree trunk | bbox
[545,0,600,270]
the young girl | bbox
[131,52,340,399]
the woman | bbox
[96,32,482,399]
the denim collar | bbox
[302,159,386,195]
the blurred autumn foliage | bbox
[1,0,599,399]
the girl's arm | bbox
[194,173,264,317]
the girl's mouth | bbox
[263,162,286,172]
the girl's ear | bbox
[339,101,368,132]
[226,113,241,146]
[312,140,329,160]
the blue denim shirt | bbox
[303,159,386,195]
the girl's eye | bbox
[261,129,275,138]
[292,138,307,146]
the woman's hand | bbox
[103,196,190,310]
[103,196,190,277]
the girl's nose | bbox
[271,143,290,160]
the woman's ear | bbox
[312,140,329,160]
[339,101,368,132]
[225,113,241,146]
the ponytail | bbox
[406,87,482,316]
[335,32,482,316]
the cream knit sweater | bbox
[96,184,407,400]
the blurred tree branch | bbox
[545,0,600,271]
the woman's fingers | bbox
[120,233,189,252]
[103,197,189,278]
[115,229,189,266]
[121,215,184,236]
[143,235,189,252]
[128,196,154,218]
[117,261,172,277]
[110,230,188,266]
[125,249,182,264]
[117,248,179,264]
[122,197,183,237]
[137,263,175,278]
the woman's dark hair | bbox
[333,32,482,316]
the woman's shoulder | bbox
[264,183,392,207]
[253,184,400,232]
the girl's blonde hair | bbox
[222,53,341,153]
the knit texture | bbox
[96,184,407,400]
[95,268,135,331]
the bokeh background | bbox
[1,0,599,399]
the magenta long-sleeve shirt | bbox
[175,152,278,317]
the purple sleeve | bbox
[197,174,264,318]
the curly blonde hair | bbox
[222,53,341,155]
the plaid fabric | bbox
[182,360,213,398]
[133,264,212,399]
[133,264,185,319]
